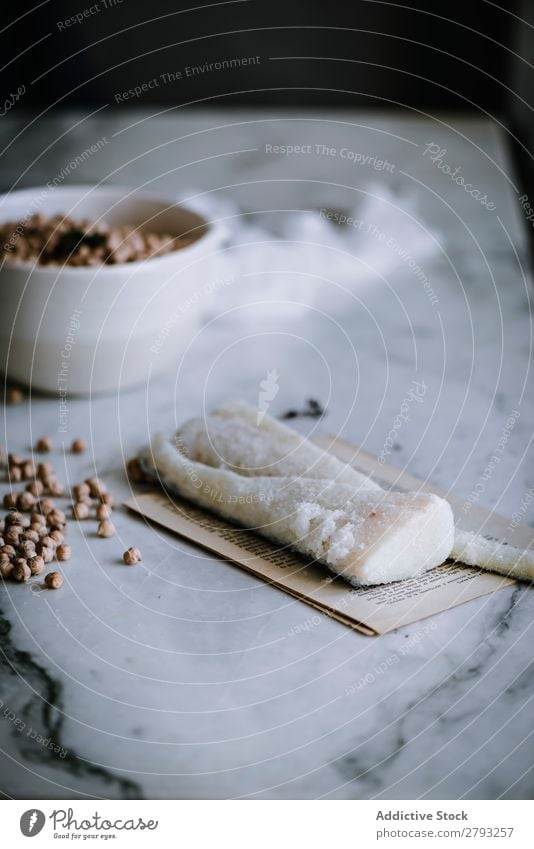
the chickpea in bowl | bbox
[0,185,226,394]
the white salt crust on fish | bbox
[176,401,380,491]
[143,433,454,587]
[177,401,534,582]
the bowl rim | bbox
[0,184,221,274]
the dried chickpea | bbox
[38,497,55,515]
[5,511,23,526]
[86,476,107,498]
[8,453,24,468]
[21,461,35,480]
[56,544,71,561]
[9,466,22,483]
[3,492,18,509]
[4,526,21,546]
[39,545,54,564]
[72,501,90,520]
[45,478,65,497]
[22,529,40,544]
[12,558,30,582]
[39,535,57,550]
[46,508,66,527]
[45,571,63,589]
[30,511,46,526]
[123,547,142,565]
[18,540,36,558]
[101,492,115,507]
[49,529,64,546]
[96,503,112,521]
[73,482,91,501]
[0,558,13,579]
[28,555,44,575]
[37,462,54,480]
[1,545,16,559]
[17,491,36,511]
[36,436,53,452]
[97,519,115,538]
[71,438,87,454]
[26,479,44,497]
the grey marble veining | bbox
[0,109,533,800]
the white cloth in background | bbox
[180,184,442,314]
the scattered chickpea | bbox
[19,540,36,558]
[8,453,23,468]
[6,387,23,405]
[3,493,18,509]
[40,535,57,550]
[100,492,115,507]
[1,545,16,559]
[30,511,46,526]
[38,497,55,515]
[0,559,13,579]
[37,462,54,480]
[26,479,44,498]
[45,478,65,497]
[71,438,87,454]
[12,558,30,582]
[86,476,107,498]
[9,466,22,483]
[72,501,90,520]
[46,508,66,527]
[31,523,48,537]
[28,555,44,575]
[21,461,35,480]
[39,545,54,564]
[73,482,91,501]
[96,503,112,521]
[49,529,64,546]
[97,519,115,538]
[4,526,21,546]
[45,571,63,589]
[5,511,23,526]
[22,529,40,544]
[17,491,36,511]
[36,437,53,453]
[56,544,71,561]
[123,547,142,565]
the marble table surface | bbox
[0,109,533,800]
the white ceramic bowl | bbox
[0,185,226,394]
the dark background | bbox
[2,1,533,190]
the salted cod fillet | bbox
[142,429,454,588]
[170,401,534,582]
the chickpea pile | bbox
[0,440,144,590]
